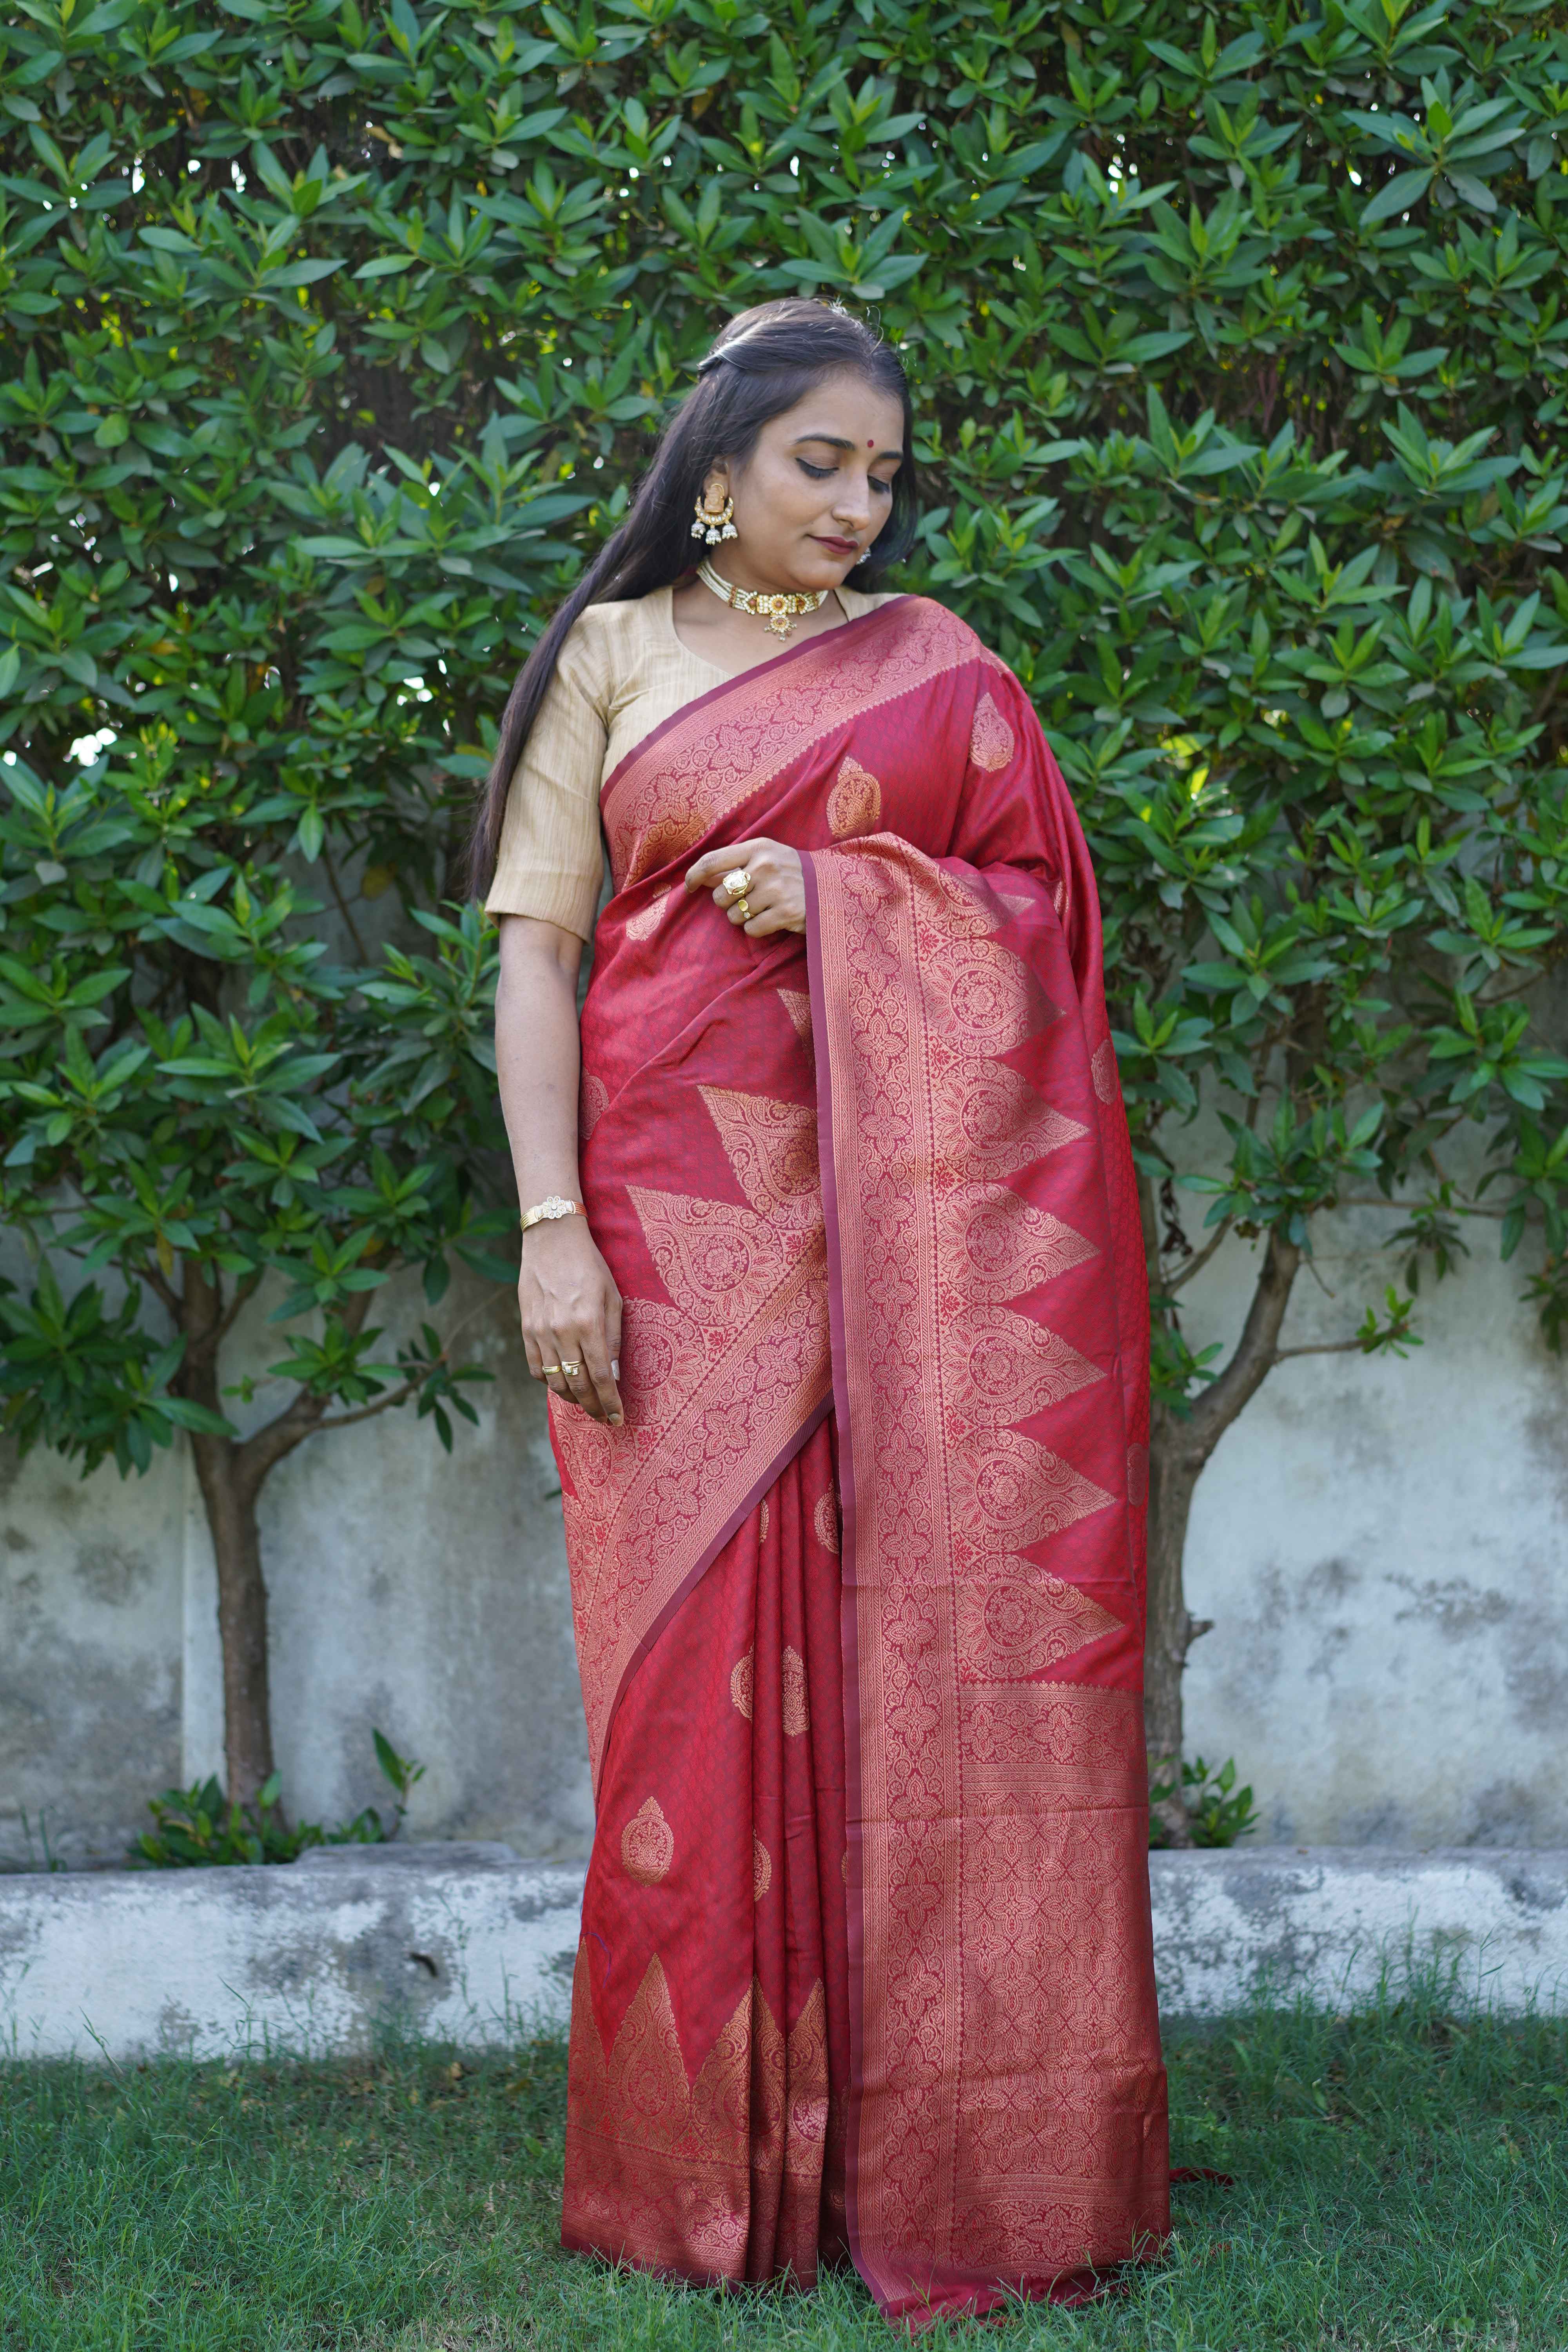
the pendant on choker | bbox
[696,559,829,640]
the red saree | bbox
[550,594,1168,2327]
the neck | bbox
[701,552,814,597]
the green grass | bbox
[2,1986,1564,2350]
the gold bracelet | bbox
[520,1195,588,1234]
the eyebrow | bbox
[791,432,904,459]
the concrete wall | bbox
[2,1204,1565,1869]
[0,1269,593,1873]
[4,1846,1565,2064]
[1181,1209,1568,1849]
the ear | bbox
[702,466,730,509]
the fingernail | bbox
[610,1414,623,1427]
[611,1360,620,1379]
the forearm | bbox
[494,915,584,1208]
[494,914,622,1426]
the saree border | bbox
[554,1230,832,1791]
[799,849,871,2255]
[603,1390,834,1770]
[803,835,1167,2325]
[598,595,910,810]
[599,596,1001,894]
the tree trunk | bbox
[1143,1402,1209,1846]
[188,1432,277,1807]
[175,1264,375,1808]
[180,1262,276,1805]
[1140,1209,1305,1846]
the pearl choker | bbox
[696,559,828,640]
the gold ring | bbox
[735,897,751,922]
[539,1363,560,1376]
[722,866,752,900]
[559,1359,583,1377]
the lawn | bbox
[2,1986,1563,2350]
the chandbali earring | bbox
[691,487,739,546]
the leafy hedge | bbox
[2,0,1567,1780]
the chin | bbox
[794,548,858,589]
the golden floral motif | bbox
[949,1427,1114,1552]
[956,1564,1123,1684]
[623,884,681,942]
[969,691,1016,773]
[826,753,882,838]
[759,1497,770,1541]
[813,1490,840,1555]
[621,1795,674,1886]
[956,1307,1106,1423]
[565,1943,834,2280]
[781,1644,811,1736]
[753,1834,772,1902]
[777,986,813,1042]
[730,1649,754,1720]
[697,1087,822,1231]
[930,1057,1086,1181]
[945,1185,1099,1303]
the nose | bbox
[831,469,873,532]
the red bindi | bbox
[867,439,875,448]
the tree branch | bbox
[321,847,369,964]
[1164,1214,1235,1295]
[139,1261,181,1321]
[232,1288,379,1494]
[1180,1229,1303,1473]
[314,1379,419,1435]
[1272,1336,1370,1362]
[1336,1194,1509,1221]
[217,1269,264,1342]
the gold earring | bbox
[690,488,739,546]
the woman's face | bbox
[704,368,906,593]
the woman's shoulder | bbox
[551,589,676,685]
[559,592,664,664]
[861,591,1011,675]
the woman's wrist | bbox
[519,1193,588,1235]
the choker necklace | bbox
[696,558,828,641]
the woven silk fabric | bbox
[550,595,1168,2326]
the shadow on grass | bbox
[1,1959,1562,2349]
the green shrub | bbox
[131,1729,424,1865]
[2,0,1565,1815]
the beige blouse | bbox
[484,584,897,939]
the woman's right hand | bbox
[519,1221,624,1425]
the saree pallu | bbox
[550,595,1169,2328]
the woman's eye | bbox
[871,476,893,496]
[797,459,835,479]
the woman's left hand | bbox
[685,838,805,936]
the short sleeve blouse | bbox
[483,583,896,939]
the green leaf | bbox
[1360,167,1434,226]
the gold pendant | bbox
[767,608,796,639]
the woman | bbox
[477,299,1168,2328]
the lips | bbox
[813,535,859,555]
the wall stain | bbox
[1388,1575,1511,1642]
[74,1542,153,1609]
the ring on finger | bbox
[559,1358,584,1377]
[538,1362,561,1378]
[722,866,752,902]
[734,896,751,921]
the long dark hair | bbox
[467,299,918,899]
